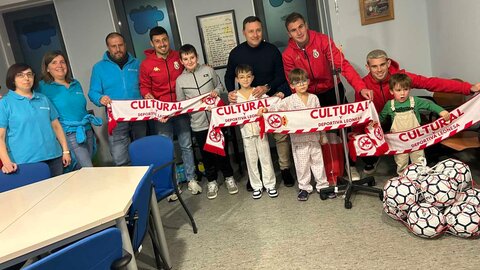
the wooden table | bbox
[0,166,169,270]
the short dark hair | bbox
[389,73,412,90]
[288,68,309,83]
[149,26,168,41]
[235,64,253,76]
[105,32,124,46]
[179,44,198,58]
[6,63,37,90]
[285,12,305,29]
[41,50,73,84]
[242,16,262,30]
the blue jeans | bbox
[109,121,147,166]
[45,156,63,177]
[155,115,196,181]
[66,129,94,170]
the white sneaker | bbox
[224,176,239,194]
[207,181,218,200]
[187,180,202,195]
[349,166,361,181]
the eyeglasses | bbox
[16,72,35,79]
[292,80,308,86]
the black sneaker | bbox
[297,190,309,201]
[327,192,337,199]
[266,188,278,198]
[281,169,295,187]
[246,180,253,192]
[252,189,262,199]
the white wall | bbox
[173,0,255,90]
[54,0,117,165]
[426,0,480,83]
[327,0,433,99]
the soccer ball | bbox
[383,176,418,211]
[420,173,457,207]
[407,203,446,238]
[456,188,480,206]
[383,203,408,221]
[402,163,430,188]
[434,158,472,191]
[444,202,480,238]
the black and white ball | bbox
[384,204,408,221]
[456,188,480,206]
[383,176,418,211]
[420,173,457,207]
[407,203,446,238]
[434,158,472,191]
[444,202,480,238]
[402,163,430,188]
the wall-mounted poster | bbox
[196,10,239,69]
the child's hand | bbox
[228,91,237,103]
[274,92,284,99]
[257,107,268,116]
[439,111,450,122]
[209,91,218,98]
[320,132,328,145]
[158,116,170,123]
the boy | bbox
[175,44,238,200]
[235,64,277,199]
[377,73,450,175]
[259,68,329,201]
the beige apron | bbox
[390,97,425,175]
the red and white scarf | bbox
[203,97,280,155]
[107,93,222,134]
[260,100,388,155]
[349,93,480,159]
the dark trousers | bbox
[193,129,234,182]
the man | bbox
[225,16,295,189]
[357,49,480,173]
[139,26,238,198]
[89,32,146,166]
[282,12,373,180]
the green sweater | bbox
[379,96,445,124]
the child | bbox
[259,68,329,201]
[377,73,450,175]
[234,64,277,199]
[175,44,238,200]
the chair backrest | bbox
[0,162,51,193]
[23,227,124,270]
[432,92,466,108]
[129,135,176,200]
[126,164,153,251]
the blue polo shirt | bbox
[0,90,62,163]
[37,79,90,133]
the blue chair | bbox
[0,162,51,193]
[125,164,169,269]
[23,227,131,270]
[129,135,198,234]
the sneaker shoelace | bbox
[208,183,216,192]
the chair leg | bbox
[175,188,198,234]
[148,215,170,270]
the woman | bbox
[38,51,102,171]
[0,63,71,176]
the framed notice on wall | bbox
[196,10,239,69]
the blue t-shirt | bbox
[0,90,62,163]
[37,79,90,133]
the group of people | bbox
[1,12,479,202]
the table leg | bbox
[116,218,138,270]
[150,190,172,267]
